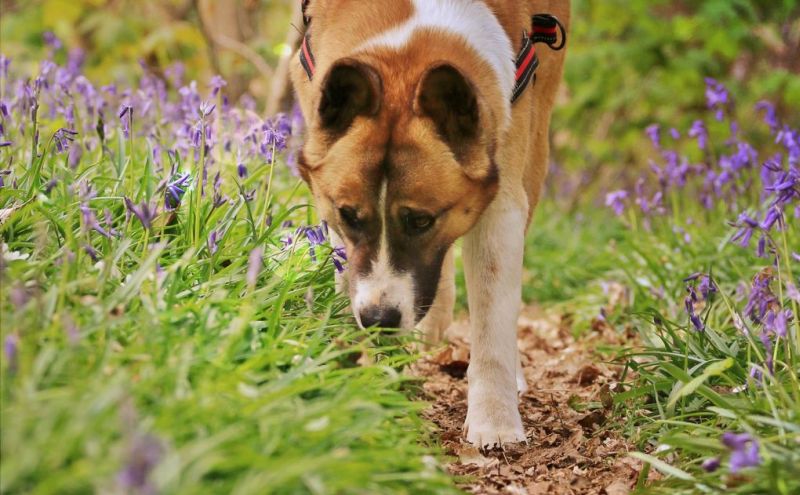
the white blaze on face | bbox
[353,180,416,329]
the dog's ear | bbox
[414,64,480,161]
[318,59,382,134]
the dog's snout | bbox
[359,306,402,328]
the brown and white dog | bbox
[291,0,570,448]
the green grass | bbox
[523,153,800,493]
[0,136,458,493]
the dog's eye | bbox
[403,211,435,235]
[339,207,361,230]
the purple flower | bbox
[730,212,759,247]
[212,171,227,208]
[744,272,777,323]
[756,235,767,258]
[199,101,215,119]
[684,295,705,331]
[0,141,11,148]
[209,75,227,97]
[164,172,190,210]
[117,434,162,494]
[83,243,100,262]
[701,457,720,472]
[764,308,791,338]
[68,142,83,169]
[118,104,133,138]
[124,197,158,230]
[776,126,799,167]
[755,101,778,131]
[645,124,661,149]
[332,246,347,273]
[688,120,708,150]
[208,230,220,255]
[43,31,62,50]
[0,55,9,80]
[4,334,18,372]
[721,432,760,473]
[304,225,327,246]
[80,203,114,239]
[237,162,248,179]
[54,128,78,154]
[760,206,783,231]
[787,282,800,304]
[246,247,263,287]
[605,190,628,216]
[704,78,729,121]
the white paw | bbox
[464,385,526,448]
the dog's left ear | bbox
[318,59,382,135]
[414,64,481,162]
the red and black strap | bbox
[300,33,316,80]
[511,14,566,103]
[300,0,315,80]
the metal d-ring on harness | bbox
[298,1,566,104]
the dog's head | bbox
[299,57,500,329]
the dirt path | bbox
[414,307,656,495]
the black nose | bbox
[359,306,402,328]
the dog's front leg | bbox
[462,193,526,447]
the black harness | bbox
[299,1,566,104]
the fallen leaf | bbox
[604,480,630,495]
[456,444,497,468]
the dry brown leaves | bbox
[412,306,658,495]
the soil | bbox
[413,306,660,495]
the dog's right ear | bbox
[413,64,482,164]
[318,59,382,134]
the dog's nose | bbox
[359,306,402,328]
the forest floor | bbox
[414,306,661,495]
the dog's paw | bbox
[463,389,525,448]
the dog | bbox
[291,0,570,448]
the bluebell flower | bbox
[744,271,777,323]
[124,197,158,230]
[755,101,778,131]
[721,432,761,473]
[4,334,18,372]
[80,203,114,239]
[688,119,708,150]
[730,212,759,247]
[701,457,720,472]
[43,31,62,50]
[208,230,220,255]
[164,172,190,210]
[645,124,660,149]
[704,78,729,121]
[209,75,227,97]
[117,434,162,493]
[605,190,628,216]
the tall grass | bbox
[0,56,457,494]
